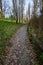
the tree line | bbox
[0,0,25,23]
[26,0,43,19]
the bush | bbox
[40,53,43,61]
[27,15,43,65]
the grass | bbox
[0,19,24,56]
[0,18,16,22]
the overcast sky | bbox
[3,0,33,18]
[24,0,33,16]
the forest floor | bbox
[4,25,37,65]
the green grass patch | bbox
[0,18,16,22]
[0,19,24,56]
[0,20,23,40]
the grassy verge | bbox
[0,18,16,22]
[0,20,24,56]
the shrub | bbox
[40,53,43,61]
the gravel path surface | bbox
[4,26,37,65]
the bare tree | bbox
[0,0,2,11]
[21,0,25,23]
[41,0,43,14]
[12,0,16,19]
[3,0,7,17]
[33,0,38,15]
[12,0,18,23]
[2,0,11,18]
[12,0,25,23]
[28,2,30,19]
[18,0,21,23]
[18,0,25,23]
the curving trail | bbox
[5,26,36,65]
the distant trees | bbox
[12,0,25,23]
[3,0,12,18]
[0,0,25,23]
[32,0,43,16]
[12,0,19,23]
[28,2,30,19]
[27,0,38,20]
[27,0,43,17]
[33,0,38,15]
[15,0,18,23]
[41,0,43,14]
[0,0,3,18]
[27,0,43,37]
[20,0,24,22]
[0,0,2,11]
[3,0,7,17]
[18,0,25,23]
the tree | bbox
[2,0,11,18]
[18,0,21,23]
[20,0,25,23]
[12,0,18,23]
[12,0,25,23]
[0,0,3,18]
[40,0,43,14]
[33,0,38,16]
[12,0,16,19]
[3,0,7,17]
[0,0,2,11]
[18,0,25,23]
[28,2,30,19]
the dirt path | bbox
[4,26,37,65]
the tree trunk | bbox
[16,12,18,24]
[0,0,2,11]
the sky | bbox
[24,0,29,14]
[24,0,33,17]
[2,0,12,17]
[3,0,33,18]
